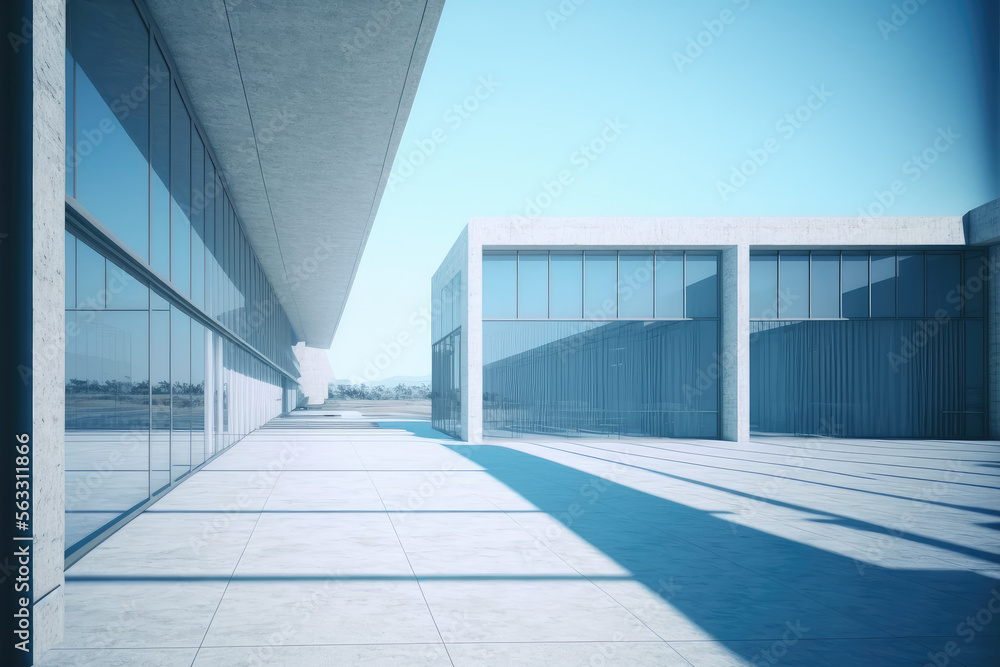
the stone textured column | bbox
[721,244,750,442]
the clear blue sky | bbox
[328,0,999,384]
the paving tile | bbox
[448,641,687,666]
[37,648,198,667]
[192,644,451,666]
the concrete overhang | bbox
[144,0,445,347]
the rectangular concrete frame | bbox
[433,213,1000,443]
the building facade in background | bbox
[432,203,1000,443]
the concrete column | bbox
[989,245,1000,438]
[465,228,483,443]
[721,244,750,442]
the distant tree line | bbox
[330,383,431,401]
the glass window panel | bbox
[584,251,617,318]
[65,232,76,308]
[151,309,170,493]
[77,240,106,309]
[810,253,840,318]
[150,42,170,277]
[778,253,809,319]
[926,253,961,318]
[190,322,206,466]
[170,84,191,296]
[170,307,190,481]
[151,290,169,311]
[517,252,549,319]
[750,253,777,319]
[69,0,149,261]
[549,252,583,319]
[842,253,869,318]
[964,253,986,317]
[897,253,924,317]
[654,253,683,318]
[65,49,74,197]
[870,253,896,317]
[685,254,718,318]
[191,133,206,309]
[107,260,148,310]
[483,253,517,319]
[618,253,654,319]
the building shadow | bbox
[445,443,1000,660]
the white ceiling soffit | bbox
[144,0,445,347]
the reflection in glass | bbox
[619,253,653,319]
[170,84,191,297]
[778,253,808,319]
[483,253,516,319]
[654,253,683,318]
[150,42,170,277]
[842,253,869,318]
[483,320,719,438]
[171,307,190,481]
[685,254,718,318]
[550,252,582,319]
[810,253,840,318]
[191,321,207,466]
[926,253,961,317]
[750,254,777,319]
[897,254,924,317]
[431,329,462,437]
[66,233,76,308]
[870,253,896,317]
[964,253,985,317]
[517,253,548,319]
[107,262,148,310]
[191,133,206,309]
[584,252,617,318]
[150,309,170,494]
[77,240,105,309]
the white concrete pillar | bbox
[721,244,750,442]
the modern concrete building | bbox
[432,201,1000,443]
[2,0,443,662]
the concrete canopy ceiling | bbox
[144,0,445,348]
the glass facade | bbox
[750,250,986,438]
[64,0,300,559]
[481,250,720,438]
[431,273,462,437]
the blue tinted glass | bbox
[964,253,985,317]
[518,253,548,319]
[191,134,206,309]
[810,253,840,318]
[584,252,617,318]
[654,253,683,318]
[171,307,190,481]
[897,254,924,317]
[69,0,149,261]
[65,50,74,197]
[842,253,869,318]
[107,260,148,310]
[190,322,206,466]
[483,320,719,438]
[74,63,149,261]
[151,309,170,493]
[779,253,809,319]
[65,233,76,308]
[77,240,106,308]
[170,85,191,296]
[685,254,718,318]
[750,254,777,319]
[549,253,582,319]
[927,253,961,317]
[871,253,896,317]
[150,44,170,276]
[619,253,654,318]
[483,253,516,319]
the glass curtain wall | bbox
[64,0,299,559]
[749,250,986,438]
[431,273,462,437]
[482,250,720,438]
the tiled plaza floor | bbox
[39,416,1000,666]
